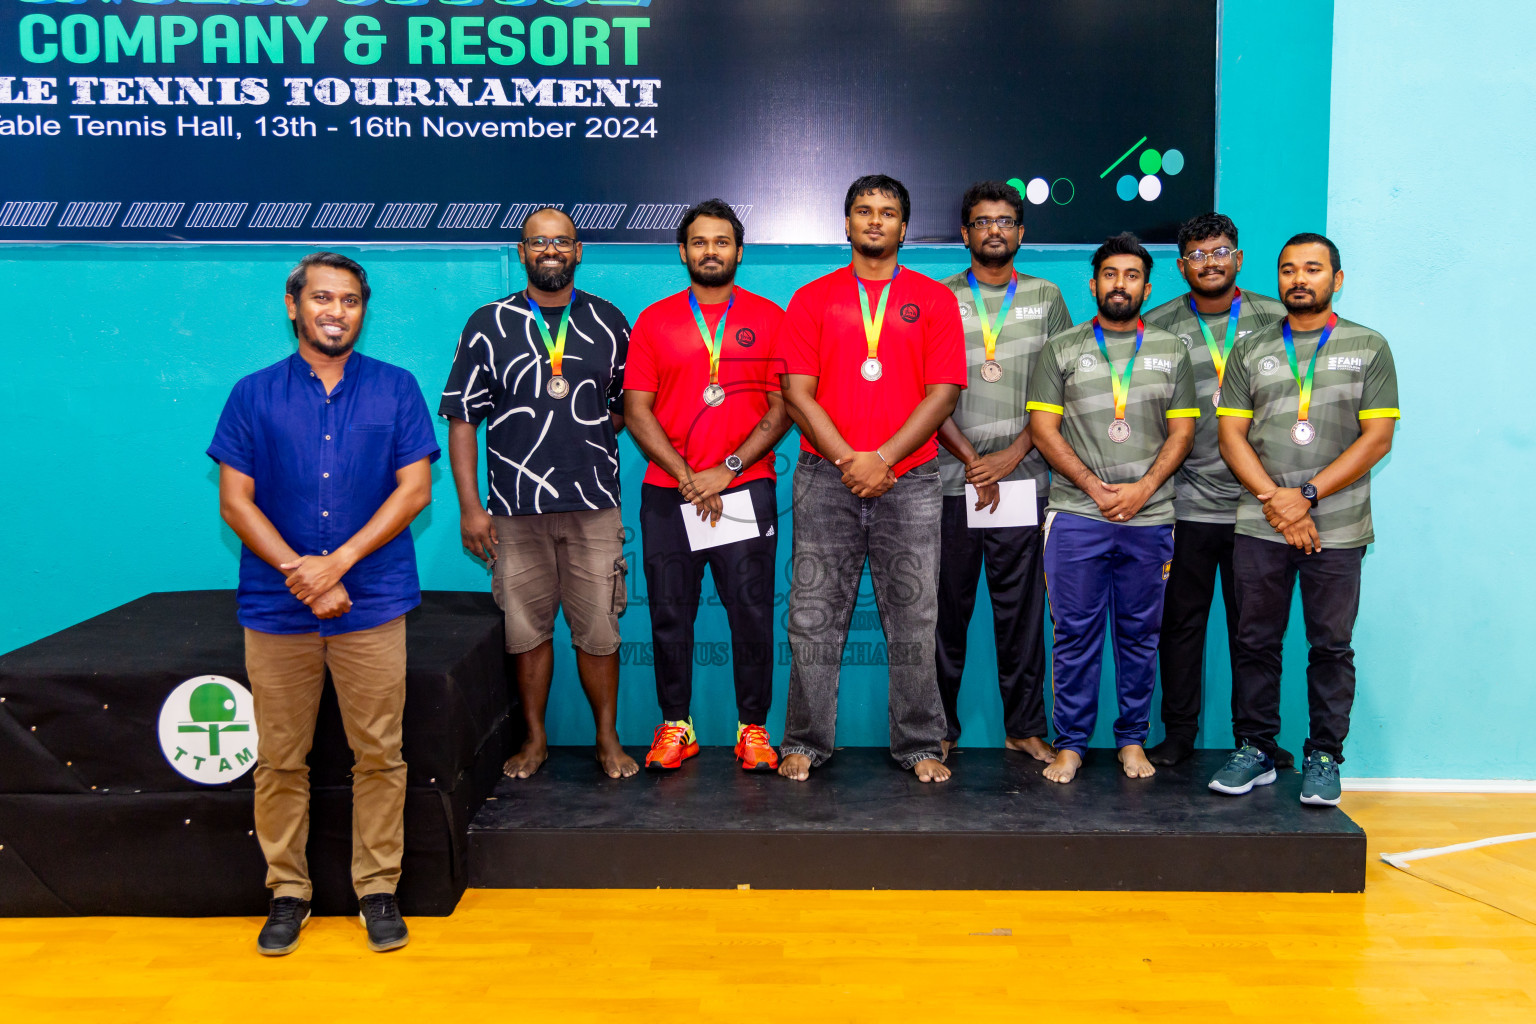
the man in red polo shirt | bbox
[625,199,790,772]
[776,174,967,783]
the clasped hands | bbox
[1256,486,1323,553]
[964,447,1025,514]
[278,552,354,620]
[679,464,734,525]
[834,450,895,498]
[1090,477,1154,523]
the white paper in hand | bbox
[965,479,1039,529]
[682,490,761,551]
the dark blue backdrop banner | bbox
[0,0,1216,244]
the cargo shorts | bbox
[492,506,628,656]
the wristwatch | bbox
[1300,482,1319,508]
[724,454,744,477]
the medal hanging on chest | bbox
[856,266,900,382]
[1281,313,1338,446]
[968,270,1017,385]
[1092,317,1144,444]
[1191,290,1242,409]
[689,291,734,408]
[529,293,574,400]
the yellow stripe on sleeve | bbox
[1025,401,1064,414]
[1215,408,1254,419]
[1165,408,1201,419]
[1358,408,1401,420]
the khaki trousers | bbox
[245,616,407,900]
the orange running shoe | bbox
[645,719,699,770]
[735,722,779,771]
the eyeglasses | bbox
[523,235,576,252]
[1181,246,1235,265]
[968,217,1019,231]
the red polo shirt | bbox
[777,265,967,477]
[625,286,786,488]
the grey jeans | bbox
[781,452,947,769]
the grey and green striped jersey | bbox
[1026,320,1199,525]
[937,270,1074,497]
[1218,316,1400,548]
[1143,288,1287,523]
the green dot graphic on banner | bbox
[157,675,259,785]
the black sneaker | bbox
[256,896,310,956]
[1274,745,1296,770]
[359,892,410,952]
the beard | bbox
[688,258,736,288]
[1096,289,1144,321]
[525,256,577,292]
[970,236,1018,269]
[854,238,897,260]
[300,320,356,358]
[1283,286,1332,316]
[1189,270,1234,299]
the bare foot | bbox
[503,739,548,780]
[1118,744,1156,779]
[940,739,956,759]
[913,758,951,783]
[1043,748,1082,784]
[778,753,812,782]
[1005,735,1057,763]
[596,736,638,779]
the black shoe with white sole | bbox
[359,892,410,952]
[257,896,311,956]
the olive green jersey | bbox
[936,270,1074,497]
[1143,288,1287,523]
[1026,320,1199,525]
[1217,316,1400,548]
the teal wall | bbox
[36,3,1518,775]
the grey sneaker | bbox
[1300,751,1342,806]
[256,896,310,956]
[359,892,410,952]
[1208,744,1277,795]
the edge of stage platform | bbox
[468,747,1366,894]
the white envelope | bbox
[681,490,761,551]
[965,479,1039,529]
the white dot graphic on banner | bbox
[1139,174,1163,201]
[1026,178,1050,205]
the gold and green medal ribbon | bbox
[855,265,901,364]
[1091,316,1145,420]
[688,290,734,389]
[1281,312,1339,424]
[967,269,1018,366]
[528,292,573,378]
[1188,289,1243,390]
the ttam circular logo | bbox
[1078,354,1097,372]
[158,675,259,785]
[899,303,921,323]
[735,327,756,347]
[1259,355,1281,376]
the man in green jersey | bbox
[1026,233,1199,784]
[934,181,1073,762]
[1142,213,1288,768]
[1209,233,1399,806]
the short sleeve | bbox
[759,301,786,392]
[1217,338,1254,418]
[1167,345,1200,418]
[1025,337,1066,414]
[624,312,659,393]
[394,371,442,469]
[438,311,499,424]
[923,287,968,387]
[1359,338,1400,420]
[778,285,823,377]
[207,377,255,476]
[1045,286,1075,337]
[607,309,631,415]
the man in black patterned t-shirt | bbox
[441,207,638,781]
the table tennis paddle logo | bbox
[157,675,259,785]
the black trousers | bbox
[639,479,778,725]
[935,494,1050,743]
[1230,534,1364,761]
[1157,520,1240,744]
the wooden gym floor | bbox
[0,793,1533,1024]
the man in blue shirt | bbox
[208,253,438,956]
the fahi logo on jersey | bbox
[1327,355,1363,373]
[1142,356,1173,374]
[1015,305,1044,320]
[157,675,259,785]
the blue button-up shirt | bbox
[208,352,441,636]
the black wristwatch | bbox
[724,454,744,476]
[1300,482,1319,508]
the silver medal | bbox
[1290,420,1315,445]
[1108,418,1132,444]
[1212,386,1222,408]
[980,359,1003,383]
[547,375,570,400]
[702,383,726,407]
[861,357,884,382]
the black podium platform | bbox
[469,746,1365,893]
[0,590,512,917]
